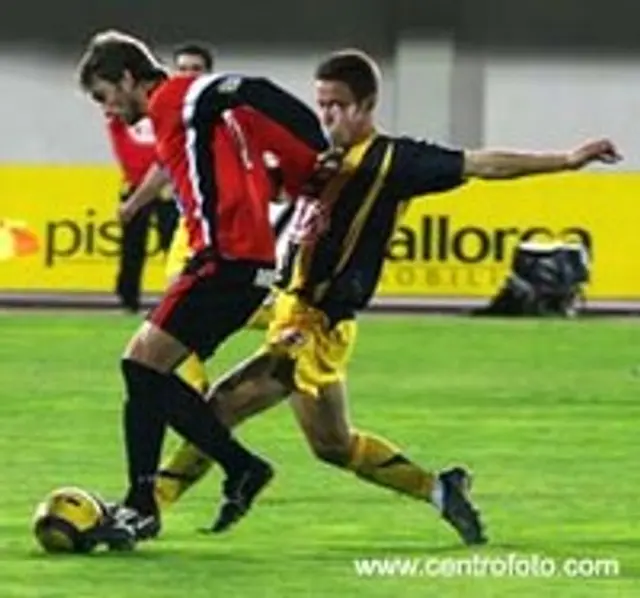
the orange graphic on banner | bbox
[0,219,39,261]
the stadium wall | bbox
[1,0,639,308]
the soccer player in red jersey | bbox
[77,30,330,543]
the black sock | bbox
[160,371,259,476]
[121,359,168,515]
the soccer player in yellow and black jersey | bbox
[154,50,621,543]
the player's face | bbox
[174,54,209,76]
[89,74,146,125]
[315,80,371,146]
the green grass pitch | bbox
[0,312,638,597]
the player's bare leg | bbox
[114,322,274,540]
[206,353,294,531]
[214,353,294,425]
[156,353,293,508]
[288,381,487,545]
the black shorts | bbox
[148,251,273,360]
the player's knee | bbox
[122,329,156,368]
[121,322,186,373]
[123,332,150,364]
[310,440,350,467]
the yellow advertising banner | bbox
[1,167,640,299]
[0,166,168,292]
[378,173,640,299]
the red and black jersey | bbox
[106,116,157,187]
[148,73,328,265]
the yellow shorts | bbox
[165,217,191,282]
[261,292,357,397]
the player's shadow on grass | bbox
[25,538,639,565]
[265,494,391,506]
[25,547,268,563]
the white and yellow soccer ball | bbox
[32,487,108,554]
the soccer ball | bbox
[32,487,107,554]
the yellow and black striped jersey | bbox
[278,132,465,323]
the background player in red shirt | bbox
[172,42,213,76]
[77,30,330,544]
[105,91,178,313]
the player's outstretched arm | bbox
[118,163,170,223]
[464,138,622,180]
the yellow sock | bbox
[155,442,213,508]
[246,303,274,331]
[347,432,436,501]
[176,353,209,394]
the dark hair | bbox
[77,30,167,90]
[314,49,380,106]
[172,42,214,71]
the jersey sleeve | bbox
[388,137,466,201]
[216,75,330,197]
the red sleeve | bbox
[194,75,330,197]
[249,111,321,197]
[236,78,328,197]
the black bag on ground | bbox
[473,242,590,317]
